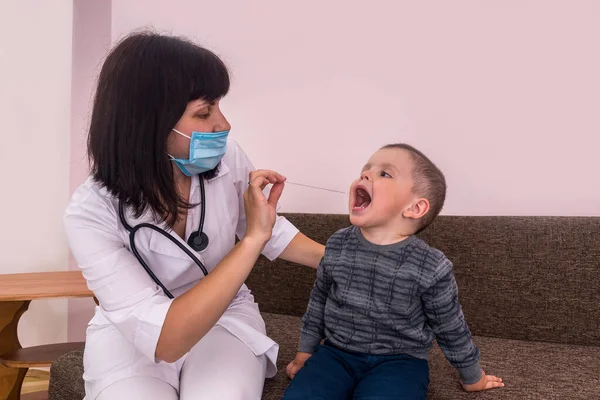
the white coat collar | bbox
[147,162,230,260]
[118,161,229,261]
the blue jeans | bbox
[282,342,429,400]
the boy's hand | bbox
[461,370,504,392]
[286,352,312,379]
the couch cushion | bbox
[262,312,600,400]
[48,348,85,400]
[48,314,600,400]
[248,214,600,347]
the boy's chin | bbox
[349,212,372,227]
[350,208,392,229]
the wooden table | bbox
[0,271,93,400]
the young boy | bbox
[282,144,503,399]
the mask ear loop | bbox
[172,128,191,139]
[167,129,192,161]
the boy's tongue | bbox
[354,188,372,209]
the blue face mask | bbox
[169,129,230,176]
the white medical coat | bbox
[64,139,299,398]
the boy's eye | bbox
[380,171,392,178]
[196,113,210,119]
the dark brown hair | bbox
[88,31,229,226]
[381,143,446,233]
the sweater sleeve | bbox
[422,256,482,384]
[298,246,334,353]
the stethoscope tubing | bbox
[118,179,210,299]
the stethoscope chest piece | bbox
[188,230,209,252]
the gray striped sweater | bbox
[299,226,482,384]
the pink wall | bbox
[69,0,600,338]
[68,0,112,342]
[111,0,600,216]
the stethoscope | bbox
[117,178,347,299]
[118,178,210,299]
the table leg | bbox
[0,301,30,400]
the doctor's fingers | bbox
[249,169,286,185]
[247,177,284,206]
[248,176,272,193]
[266,182,284,208]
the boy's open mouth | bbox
[353,187,372,210]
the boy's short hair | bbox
[381,144,447,233]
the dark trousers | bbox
[282,342,430,400]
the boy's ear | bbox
[403,198,430,220]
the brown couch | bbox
[49,214,600,399]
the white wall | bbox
[111,0,600,216]
[0,1,73,346]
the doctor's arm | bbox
[156,175,283,362]
[229,141,325,269]
[235,171,324,269]
[278,233,325,269]
[65,174,284,365]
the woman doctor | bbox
[64,32,324,400]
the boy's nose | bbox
[360,171,372,181]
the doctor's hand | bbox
[286,352,312,380]
[243,170,286,245]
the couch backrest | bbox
[246,214,600,347]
